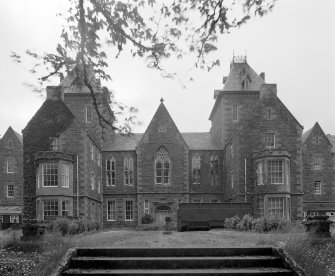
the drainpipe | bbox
[244,158,247,203]
[77,155,79,218]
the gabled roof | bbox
[23,98,76,135]
[326,134,335,153]
[182,132,223,150]
[137,100,188,148]
[302,122,332,147]
[103,132,223,151]
[302,127,313,144]
[10,127,23,144]
[103,133,143,151]
[223,61,265,92]
[1,126,23,144]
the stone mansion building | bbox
[16,57,335,227]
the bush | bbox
[223,215,241,230]
[141,214,154,224]
[236,214,253,231]
[53,217,71,236]
[223,215,293,233]
[251,217,266,232]
[47,218,102,235]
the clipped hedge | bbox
[224,214,291,233]
[46,217,102,236]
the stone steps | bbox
[60,247,296,276]
[63,267,294,275]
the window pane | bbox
[43,163,58,186]
[268,160,283,184]
[7,185,14,197]
[43,200,59,219]
[125,200,133,221]
[62,200,69,217]
[107,200,116,221]
[268,197,284,218]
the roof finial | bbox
[160,97,164,103]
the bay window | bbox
[37,162,72,188]
[255,158,290,186]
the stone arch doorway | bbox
[155,205,172,226]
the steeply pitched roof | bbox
[327,134,335,153]
[209,60,264,120]
[302,127,313,144]
[103,133,143,151]
[10,127,23,144]
[103,132,223,151]
[182,132,223,150]
[1,126,23,144]
[302,123,333,150]
[223,61,265,91]
[23,98,76,136]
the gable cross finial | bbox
[160,97,164,103]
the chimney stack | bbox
[46,86,64,101]
[260,83,277,98]
[260,72,265,81]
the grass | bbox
[0,230,72,276]
[0,225,334,276]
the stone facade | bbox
[20,57,335,227]
[302,123,335,220]
[0,127,23,224]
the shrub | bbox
[46,220,55,232]
[236,214,253,231]
[223,215,241,230]
[251,217,266,232]
[141,214,154,224]
[53,217,71,236]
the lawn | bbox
[0,227,334,276]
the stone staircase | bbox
[60,247,298,275]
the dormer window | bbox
[51,137,60,151]
[265,133,275,149]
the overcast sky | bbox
[0,0,334,137]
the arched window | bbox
[192,155,201,184]
[210,155,219,185]
[155,147,170,185]
[106,158,116,186]
[124,156,134,185]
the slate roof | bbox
[0,206,22,215]
[11,127,23,144]
[223,61,265,91]
[209,61,265,120]
[327,134,335,153]
[103,133,143,151]
[302,127,313,144]
[103,132,223,151]
[182,132,223,150]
